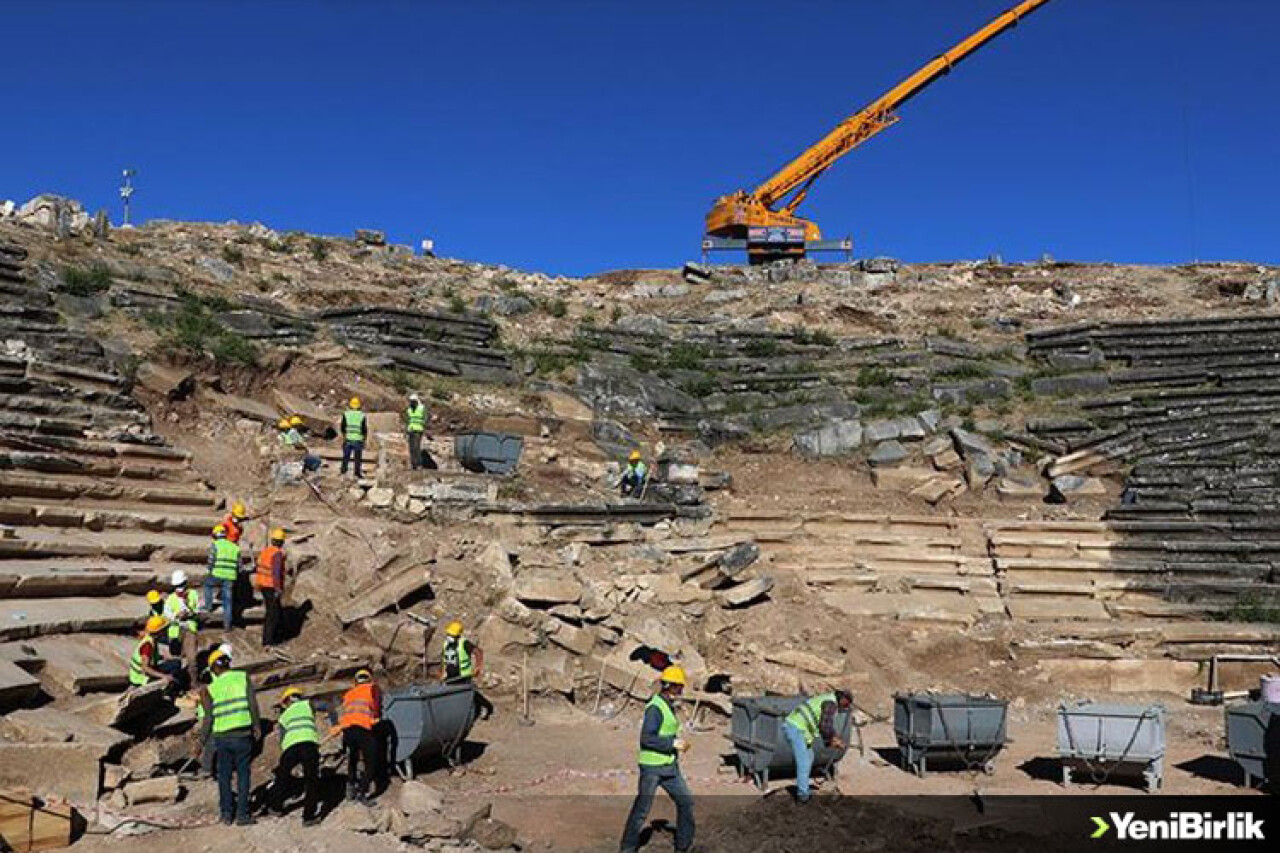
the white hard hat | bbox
[218,642,234,660]
[409,393,420,402]
[171,569,188,586]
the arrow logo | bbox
[1091,816,1111,838]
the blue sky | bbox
[3,1,1276,275]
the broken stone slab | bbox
[996,477,1044,500]
[31,636,132,694]
[647,574,713,605]
[0,656,41,710]
[270,389,332,436]
[1051,474,1108,497]
[462,803,519,851]
[0,743,102,802]
[336,564,433,625]
[909,476,966,506]
[951,427,995,460]
[716,576,774,608]
[118,775,181,806]
[364,487,394,509]
[547,621,596,657]
[895,416,926,442]
[867,440,909,467]
[863,419,901,443]
[205,391,279,424]
[512,572,582,607]
[135,362,194,401]
[764,649,842,677]
[966,456,996,489]
[0,597,141,642]
[792,419,862,457]
[917,409,942,433]
[931,448,962,470]
[1,707,132,759]
[719,541,760,575]
[869,466,937,491]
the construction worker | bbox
[270,687,323,825]
[128,615,187,691]
[339,397,367,478]
[254,527,287,647]
[441,621,493,720]
[781,689,852,804]
[145,589,164,619]
[619,665,695,853]
[620,450,647,498]
[202,524,241,631]
[163,569,200,681]
[197,648,262,826]
[405,393,427,470]
[223,502,249,544]
[336,668,382,803]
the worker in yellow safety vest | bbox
[270,687,323,825]
[197,648,261,825]
[163,569,201,680]
[619,665,694,853]
[339,397,367,478]
[128,615,187,691]
[621,450,648,498]
[202,524,241,631]
[782,689,852,803]
[405,393,429,469]
[441,620,494,720]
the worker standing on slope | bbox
[270,686,323,826]
[619,665,694,853]
[405,392,428,470]
[197,648,262,825]
[620,450,647,498]
[254,527,288,647]
[336,668,382,803]
[163,569,200,679]
[781,689,852,803]
[203,524,242,631]
[441,620,494,720]
[339,397,368,478]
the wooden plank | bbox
[0,789,83,852]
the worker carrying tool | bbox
[128,615,188,692]
[334,668,382,803]
[163,569,200,680]
[222,501,249,544]
[405,392,430,470]
[782,689,852,803]
[619,665,695,853]
[339,396,368,478]
[197,648,262,826]
[254,527,288,647]
[203,524,242,631]
[270,686,323,826]
[441,620,494,720]
[620,450,648,498]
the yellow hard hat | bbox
[660,665,687,687]
[145,615,168,635]
[445,621,463,637]
[281,687,304,702]
[231,502,246,518]
[277,418,291,429]
[270,527,286,542]
[629,450,642,462]
[146,589,162,605]
[208,648,231,668]
[349,397,362,409]
[355,668,372,683]
[212,523,227,537]
[289,415,304,427]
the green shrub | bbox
[448,294,467,315]
[610,305,623,324]
[310,238,329,262]
[666,342,708,371]
[157,295,257,366]
[630,352,659,373]
[548,298,568,318]
[681,375,717,397]
[1220,592,1280,624]
[744,339,781,358]
[60,263,113,296]
[221,244,245,266]
[857,364,893,387]
[793,326,836,347]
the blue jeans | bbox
[341,441,364,477]
[203,576,235,630]
[214,733,253,821]
[783,720,815,801]
[620,764,694,852]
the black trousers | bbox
[343,726,378,798]
[407,431,423,469]
[261,588,282,646]
[272,742,320,820]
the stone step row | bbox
[0,431,189,463]
[0,473,217,508]
[0,501,215,534]
[0,451,183,483]
[0,535,207,565]
[0,559,207,598]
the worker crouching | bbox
[781,689,852,803]
[620,450,647,498]
[619,665,694,853]
[271,686,323,825]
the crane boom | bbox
[704,0,1052,263]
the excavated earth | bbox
[0,200,1278,852]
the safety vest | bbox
[637,694,680,767]
[443,637,473,680]
[340,683,379,730]
[278,699,320,752]
[163,589,200,639]
[255,545,284,590]
[211,538,241,581]
[224,515,244,544]
[128,635,158,687]
[785,692,835,747]
[627,461,647,479]
[343,409,366,443]
[406,404,426,433]
[208,670,253,734]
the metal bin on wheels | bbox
[383,683,477,779]
[729,695,853,792]
[892,692,1008,777]
[1225,700,1279,789]
[1056,702,1165,792]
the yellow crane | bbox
[703,0,1053,264]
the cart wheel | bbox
[983,761,996,776]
